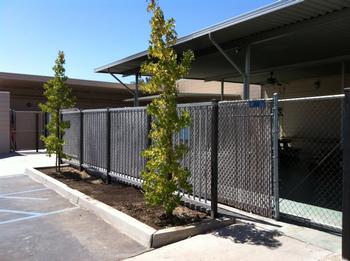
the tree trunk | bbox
[55,154,58,172]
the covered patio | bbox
[94,0,349,232]
[95,0,350,103]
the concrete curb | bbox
[152,217,235,248]
[25,166,235,249]
[25,167,155,248]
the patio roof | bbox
[95,0,350,99]
[123,92,241,102]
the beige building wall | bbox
[261,73,348,157]
[0,92,10,153]
[261,73,350,99]
[177,79,261,99]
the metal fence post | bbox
[147,114,152,148]
[79,110,84,171]
[59,112,63,165]
[211,99,219,219]
[35,112,39,152]
[13,110,17,151]
[106,108,111,184]
[44,112,48,138]
[343,88,350,260]
[272,93,280,220]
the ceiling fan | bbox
[260,71,286,86]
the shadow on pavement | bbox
[0,152,24,159]
[17,150,47,155]
[219,209,282,228]
[213,223,283,249]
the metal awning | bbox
[95,0,350,100]
[123,92,240,102]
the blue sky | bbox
[0,0,274,82]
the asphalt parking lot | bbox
[0,174,146,261]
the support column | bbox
[341,62,346,93]
[211,99,219,219]
[343,88,350,260]
[221,81,224,101]
[243,45,251,100]
[272,93,280,220]
[134,73,139,107]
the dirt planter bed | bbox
[25,166,235,248]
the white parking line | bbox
[0,188,49,197]
[0,207,79,225]
[0,209,41,215]
[0,196,48,201]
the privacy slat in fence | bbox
[62,111,80,165]
[62,100,275,218]
[83,110,107,172]
[175,103,212,204]
[110,107,148,184]
[218,100,273,218]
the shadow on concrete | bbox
[17,150,47,155]
[219,209,282,228]
[0,152,24,159]
[213,223,283,249]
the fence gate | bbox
[218,100,274,218]
[10,110,46,151]
[278,95,343,232]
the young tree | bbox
[141,0,194,215]
[39,51,75,172]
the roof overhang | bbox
[0,72,135,93]
[95,0,350,84]
[123,92,240,102]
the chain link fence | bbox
[62,110,80,165]
[61,95,344,231]
[278,95,343,231]
[218,100,274,218]
[62,100,276,217]
[83,109,107,173]
[175,102,213,204]
[109,107,148,185]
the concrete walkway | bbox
[127,223,341,261]
[0,150,55,176]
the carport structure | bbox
[95,0,350,223]
[96,0,350,101]
[93,0,350,258]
